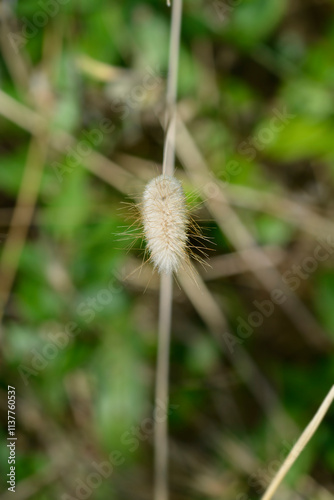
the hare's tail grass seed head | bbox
[118,175,210,277]
[142,175,188,274]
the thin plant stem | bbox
[154,272,173,500]
[162,0,183,176]
[154,1,183,499]
[261,385,334,500]
[0,133,49,328]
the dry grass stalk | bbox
[261,385,334,500]
[153,1,183,499]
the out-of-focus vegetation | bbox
[1,0,334,499]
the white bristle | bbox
[142,175,188,274]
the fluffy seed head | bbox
[142,175,188,274]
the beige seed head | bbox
[142,175,188,274]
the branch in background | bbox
[0,134,49,327]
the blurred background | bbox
[1,0,334,498]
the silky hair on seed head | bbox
[142,175,188,274]
[118,175,209,278]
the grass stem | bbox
[154,272,173,500]
[261,385,334,500]
[162,0,183,177]
[154,0,183,498]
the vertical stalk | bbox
[154,1,183,499]
[162,0,183,177]
[154,272,173,500]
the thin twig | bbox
[261,385,334,500]
[154,272,173,500]
[178,268,298,439]
[0,90,137,195]
[162,0,183,177]
[175,115,330,351]
[154,1,183,499]
[225,183,334,241]
[0,133,49,326]
[0,5,30,97]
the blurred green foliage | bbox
[1,0,334,499]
